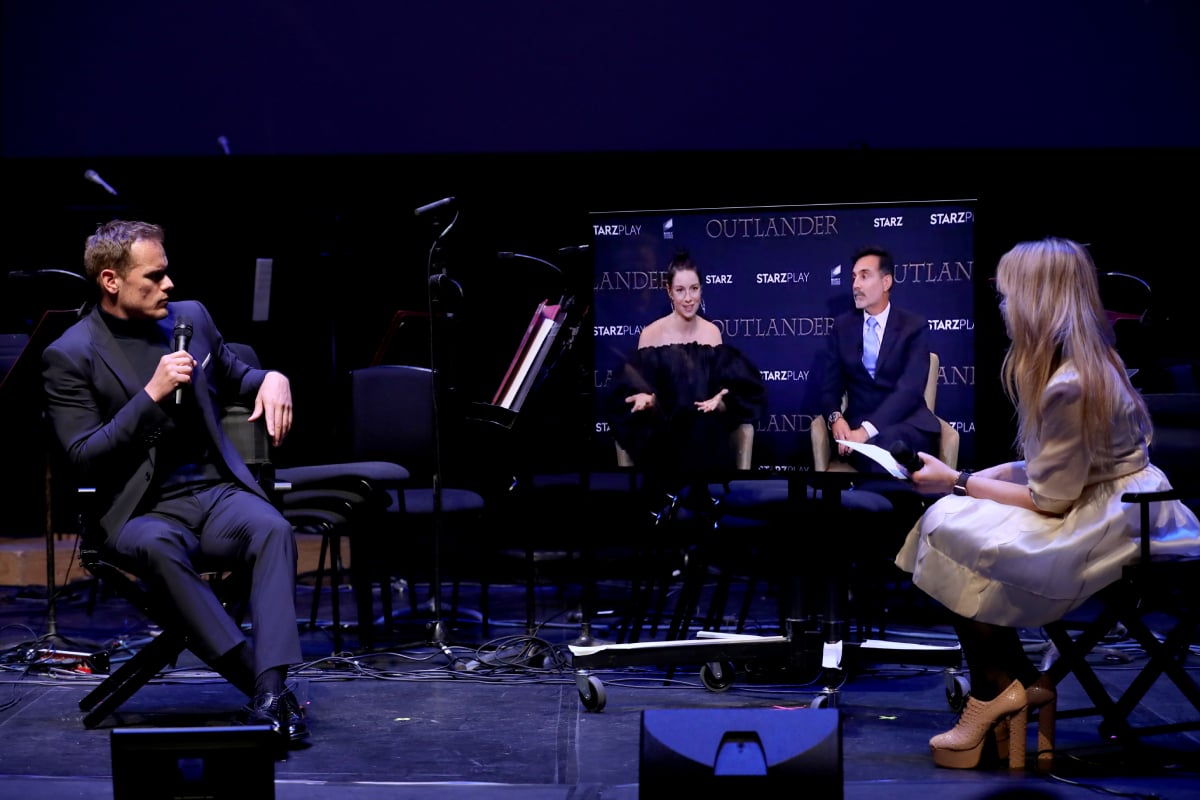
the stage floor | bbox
[1,552,1197,800]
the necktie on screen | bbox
[863,316,879,379]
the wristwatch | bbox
[953,470,972,496]
[827,411,842,426]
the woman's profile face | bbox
[668,268,702,319]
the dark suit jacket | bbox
[42,300,270,540]
[815,303,940,438]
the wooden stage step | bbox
[0,532,329,589]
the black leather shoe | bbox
[245,689,309,743]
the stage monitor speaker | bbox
[639,707,842,798]
[111,725,276,799]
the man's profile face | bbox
[851,254,891,315]
[106,239,174,320]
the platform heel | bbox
[1003,702,1028,769]
[930,679,1028,769]
[994,672,1056,769]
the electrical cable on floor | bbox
[1041,762,1164,800]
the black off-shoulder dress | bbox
[604,342,767,480]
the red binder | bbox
[492,299,564,412]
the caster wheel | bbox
[578,675,607,712]
[810,690,839,709]
[945,672,970,712]
[700,661,735,692]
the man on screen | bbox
[814,244,940,473]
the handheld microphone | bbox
[173,318,193,405]
[888,440,924,476]
[83,169,119,196]
[414,196,455,217]
[217,135,231,155]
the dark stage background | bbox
[2,2,1198,537]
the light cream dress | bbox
[896,361,1200,627]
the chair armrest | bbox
[811,417,831,472]
[732,423,754,471]
[1120,489,1185,503]
[938,417,960,470]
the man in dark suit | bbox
[42,220,307,744]
[815,245,940,473]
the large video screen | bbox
[590,199,976,472]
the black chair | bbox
[1039,393,1200,753]
[344,364,488,638]
[223,342,410,653]
[223,391,385,654]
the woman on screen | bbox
[896,237,1200,770]
[605,250,766,498]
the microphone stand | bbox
[423,210,459,657]
[496,251,563,279]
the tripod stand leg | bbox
[44,454,58,638]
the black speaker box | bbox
[639,707,842,798]
[111,725,277,799]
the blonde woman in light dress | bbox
[896,237,1200,770]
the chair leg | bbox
[615,554,655,645]
[704,567,733,633]
[525,544,538,636]
[309,534,329,632]
[347,535,376,652]
[328,534,345,653]
[667,546,708,641]
[479,579,491,639]
[617,572,650,644]
[378,573,394,641]
[1110,611,1200,734]
[80,629,187,728]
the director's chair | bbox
[1041,487,1200,744]
[1040,392,1200,749]
[77,516,250,729]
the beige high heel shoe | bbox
[930,679,1028,769]
[995,673,1057,770]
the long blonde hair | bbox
[996,237,1150,463]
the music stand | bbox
[0,307,86,649]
